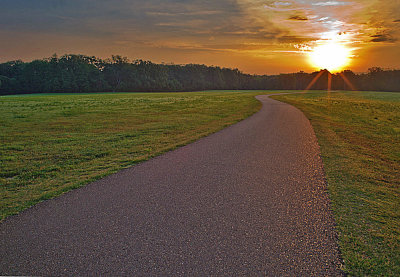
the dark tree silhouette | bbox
[0,54,399,95]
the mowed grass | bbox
[0,90,263,220]
[271,91,400,276]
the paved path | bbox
[1,95,343,276]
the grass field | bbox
[2,90,399,275]
[272,91,400,276]
[0,90,265,220]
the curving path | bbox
[0,95,343,276]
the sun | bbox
[309,41,351,72]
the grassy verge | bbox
[271,91,400,276]
[0,90,265,220]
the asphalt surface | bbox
[1,95,343,276]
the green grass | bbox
[0,90,266,220]
[271,91,400,276]
[3,89,399,275]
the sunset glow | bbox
[0,0,399,74]
[309,41,352,72]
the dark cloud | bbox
[370,34,397,43]
[0,0,288,65]
[278,35,315,43]
[2,0,399,73]
[0,0,243,38]
[288,15,308,21]
[0,0,287,48]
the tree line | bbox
[0,54,399,95]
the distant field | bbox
[0,90,266,220]
[272,91,400,276]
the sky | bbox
[1,0,399,74]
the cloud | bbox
[370,34,397,43]
[0,0,243,36]
[1,0,399,73]
[278,35,316,43]
[312,1,352,6]
[288,15,308,20]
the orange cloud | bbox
[0,0,399,74]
